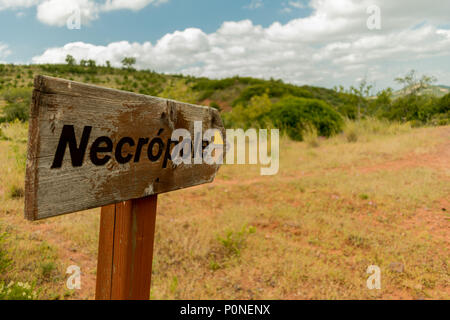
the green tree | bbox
[384,70,438,123]
[87,59,96,68]
[350,78,373,120]
[121,57,136,70]
[395,69,437,97]
[65,54,76,66]
[369,88,393,116]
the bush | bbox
[1,88,32,122]
[438,93,450,114]
[232,81,313,107]
[428,111,450,126]
[382,92,443,124]
[0,281,37,300]
[159,79,199,104]
[223,93,273,129]
[217,225,256,258]
[270,96,344,141]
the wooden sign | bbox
[25,75,225,221]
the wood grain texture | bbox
[25,75,224,220]
[95,204,116,300]
[96,196,157,300]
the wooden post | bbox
[95,195,158,300]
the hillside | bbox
[0,63,351,114]
[1,63,448,134]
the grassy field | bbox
[0,119,448,300]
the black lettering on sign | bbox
[147,137,164,162]
[51,125,92,169]
[115,137,135,164]
[50,125,208,169]
[90,136,113,166]
[134,138,149,163]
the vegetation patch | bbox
[271,97,344,141]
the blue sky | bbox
[0,0,450,89]
[0,1,311,62]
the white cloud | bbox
[0,43,12,62]
[102,0,168,11]
[37,0,99,27]
[288,1,305,9]
[1,0,168,26]
[31,0,450,88]
[0,0,40,11]
[244,0,263,10]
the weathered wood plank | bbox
[25,75,224,221]
[95,204,116,300]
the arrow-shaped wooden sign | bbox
[25,75,225,221]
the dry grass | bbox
[0,121,448,300]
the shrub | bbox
[223,93,273,129]
[1,88,32,122]
[382,93,441,124]
[217,225,256,258]
[159,79,199,104]
[270,96,344,141]
[0,281,37,300]
[193,77,238,92]
[438,93,450,114]
[232,82,313,107]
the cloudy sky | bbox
[0,0,449,90]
